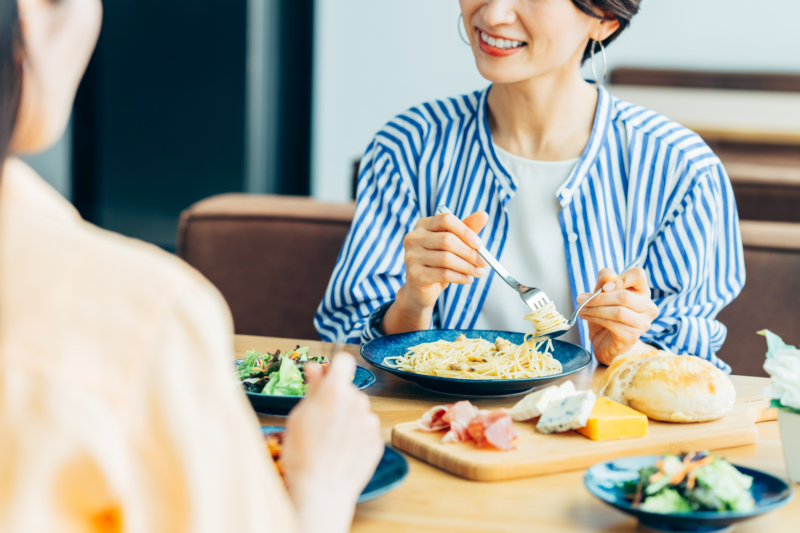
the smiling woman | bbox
[316,0,745,373]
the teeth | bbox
[480,31,524,49]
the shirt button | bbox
[568,233,579,243]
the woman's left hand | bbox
[576,267,659,366]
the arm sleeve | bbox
[640,162,745,373]
[136,276,302,533]
[314,139,422,343]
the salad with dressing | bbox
[237,346,328,396]
[620,452,755,513]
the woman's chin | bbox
[473,63,535,85]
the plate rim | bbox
[583,454,795,520]
[261,425,409,504]
[360,328,592,385]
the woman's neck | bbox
[487,68,598,162]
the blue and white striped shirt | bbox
[315,85,745,372]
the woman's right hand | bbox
[382,211,489,334]
[281,353,383,533]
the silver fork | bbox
[436,206,550,313]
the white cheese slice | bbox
[509,380,581,422]
[536,390,597,434]
[509,385,560,421]
[558,380,576,396]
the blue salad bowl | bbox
[262,426,408,503]
[360,329,591,397]
[236,360,376,415]
[584,455,793,532]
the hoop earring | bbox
[458,14,471,46]
[590,39,607,86]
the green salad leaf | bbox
[261,356,307,396]
[294,346,310,360]
[238,350,262,380]
[693,459,754,511]
[640,488,692,513]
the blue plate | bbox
[262,426,409,503]
[237,360,376,415]
[361,329,591,396]
[584,455,793,532]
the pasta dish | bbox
[384,304,569,380]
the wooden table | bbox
[235,335,797,532]
[607,85,800,146]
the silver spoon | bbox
[535,257,641,341]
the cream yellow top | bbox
[0,159,299,533]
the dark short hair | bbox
[571,0,641,62]
[0,0,23,173]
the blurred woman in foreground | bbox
[0,1,382,532]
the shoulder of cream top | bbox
[1,159,234,368]
[2,157,82,224]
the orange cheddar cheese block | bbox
[575,397,648,441]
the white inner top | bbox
[472,145,582,346]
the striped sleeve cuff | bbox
[360,300,394,344]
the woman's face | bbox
[459,0,617,84]
[11,0,102,154]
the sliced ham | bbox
[415,401,517,450]
[418,404,452,432]
[441,401,479,443]
[441,401,478,426]
[466,409,519,450]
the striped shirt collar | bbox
[477,83,615,208]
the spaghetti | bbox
[385,334,560,380]
[385,304,570,380]
[525,301,569,339]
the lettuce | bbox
[261,356,307,396]
[238,350,262,380]
[693,459,754,511]
[640,488,692,513]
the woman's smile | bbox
[477,29,527,57]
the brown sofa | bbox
[178,195,800,376]
[177,194,354,340]
[716,220,800,377]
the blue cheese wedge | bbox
[509,380,579,422]
[536,390,597,434]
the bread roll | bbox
[623,355,736,422]
[596,350,665,405]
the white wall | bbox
[311,1,484,202]
[311,0,800,202]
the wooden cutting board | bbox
[391,395,776,482]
